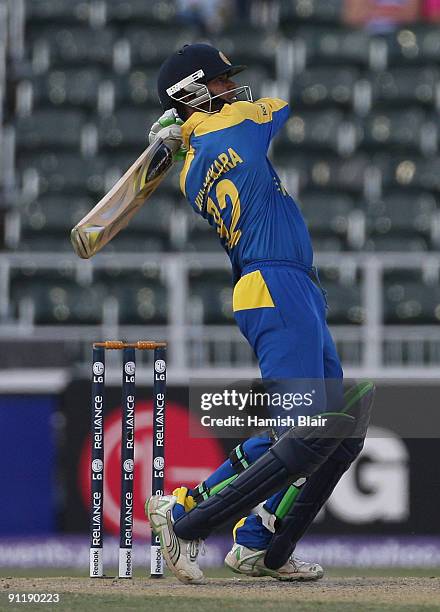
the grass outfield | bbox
[1,568,439,611]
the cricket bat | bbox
[70,138,178,258]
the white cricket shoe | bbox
[225,543,324,581]
[145,495,205,584]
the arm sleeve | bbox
[253,98,290,141]
[234,98,290,151]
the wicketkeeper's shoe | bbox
[224,543,324,581]
[145,494,206,584]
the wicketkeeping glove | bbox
[148,108,187,161]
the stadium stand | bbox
[0,0,439,370]
[188,269,234,325]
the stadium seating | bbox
[377,155,440,193]
[365,236,429,252]
[368,67,439,110]
[290,67,360,111]
[318,266,364,324]
[354,108,430,154]
[94,268,167,324]
[279,0,343,26]
[213,26,280,76]
[28,26,117,71]
[24,0,93,25]
[16,68,104,113]
[283,26,374,70]
[1,0,439,340]
[275,109,345,153]
[121,25,197,70]
[384,26,440,67]
[14,109,86,151]
[105,0,177,25]
[187,216,223,253]
[299,189,358,248]
[15,153,109,196]
[96,108,158,152]
[365,191,436,245]
[188,270,234,325]
[10,267,105,324]
[384,270,440,324]
[276,154,370,196]
[111,70,160,109]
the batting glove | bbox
[148,108,187,161]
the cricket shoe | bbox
[225,543,324,581]
[145,495,205,584]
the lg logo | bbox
[124,362,136,376]
[155,360,166,374]
[153,456,165,471]
[323,427,409,523]
[123,459,134,473]
[93,362,104,376]
[92,459,103,473]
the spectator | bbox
[343,0,420,32]
[176,0,232,34]
[421,0,440,21]
[235,0,252,21]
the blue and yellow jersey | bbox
[179,98,313,282]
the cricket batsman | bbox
[145,43,375,584]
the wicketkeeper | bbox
[145,43,375,584]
